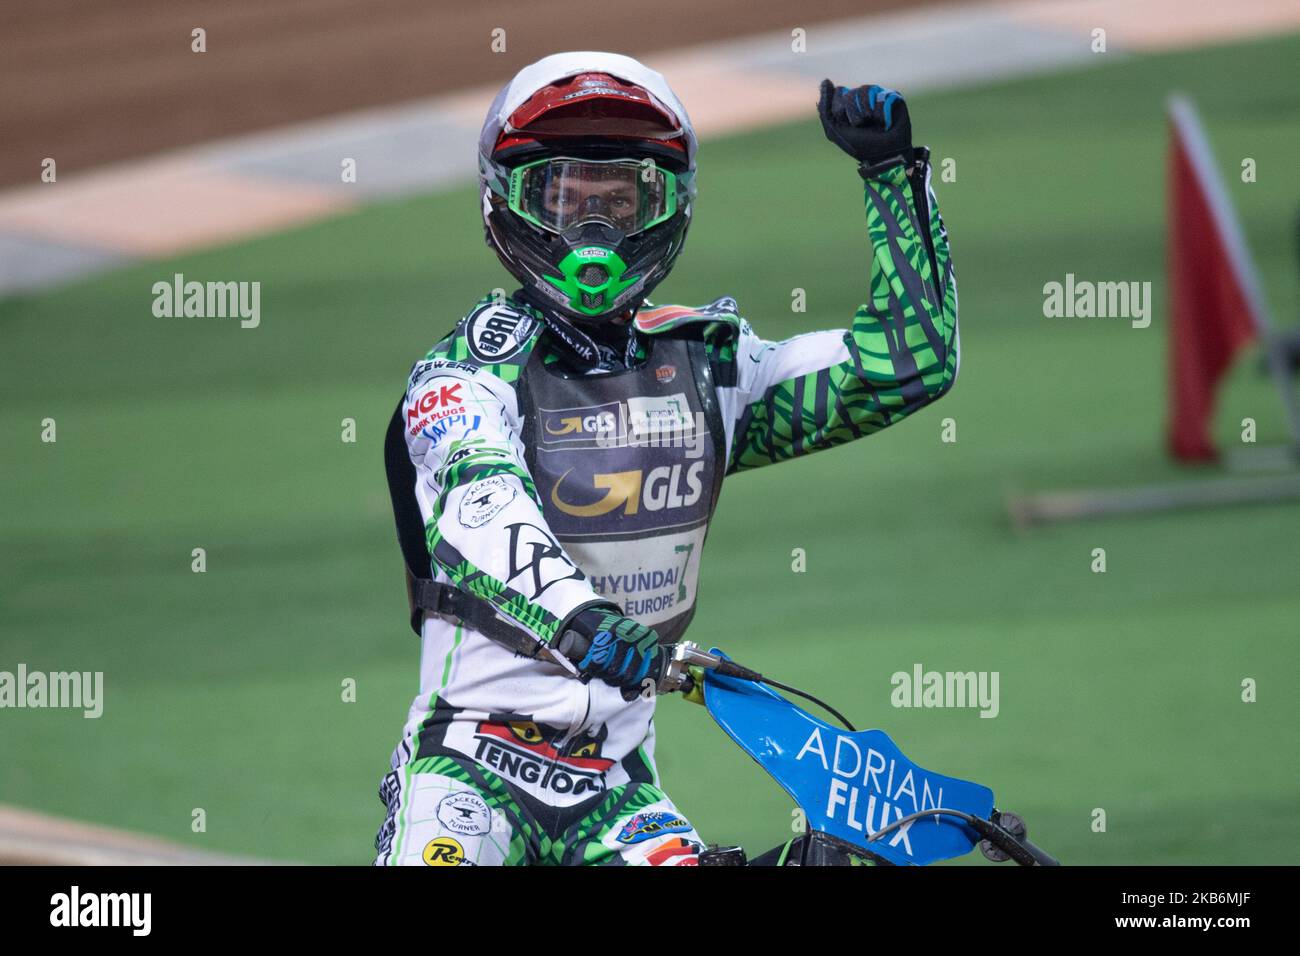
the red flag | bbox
[1166,98,1261,462]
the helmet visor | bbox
[508,157,680,236]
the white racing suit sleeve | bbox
[403,360,611,648]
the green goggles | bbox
[507,157,689,236]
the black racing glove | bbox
[817,79,914,171]
[553,606,666,701]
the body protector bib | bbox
[516,333,726,642]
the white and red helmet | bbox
[478,53,697,320]
[479,52,696,170]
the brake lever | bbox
[658,641,723,694]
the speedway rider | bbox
[375,52,959,866]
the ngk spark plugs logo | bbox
[407,382,464,437]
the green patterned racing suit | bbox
[374,154,959,866]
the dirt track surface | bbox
[0,0,962,188]
[0,804,269,865]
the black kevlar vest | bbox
[386,327,727,647]
[516,333,726,642]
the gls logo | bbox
[541,401,620,442]
[546,412,617,438]
[550,461,705,517]
[540,396,692,445]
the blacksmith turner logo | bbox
[458,475,516,528]
[473,719,614,797]
[436,791,492,836]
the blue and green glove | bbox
[553,606,666,700]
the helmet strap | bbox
[515,287,641,373]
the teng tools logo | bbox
[472,719,614,798]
